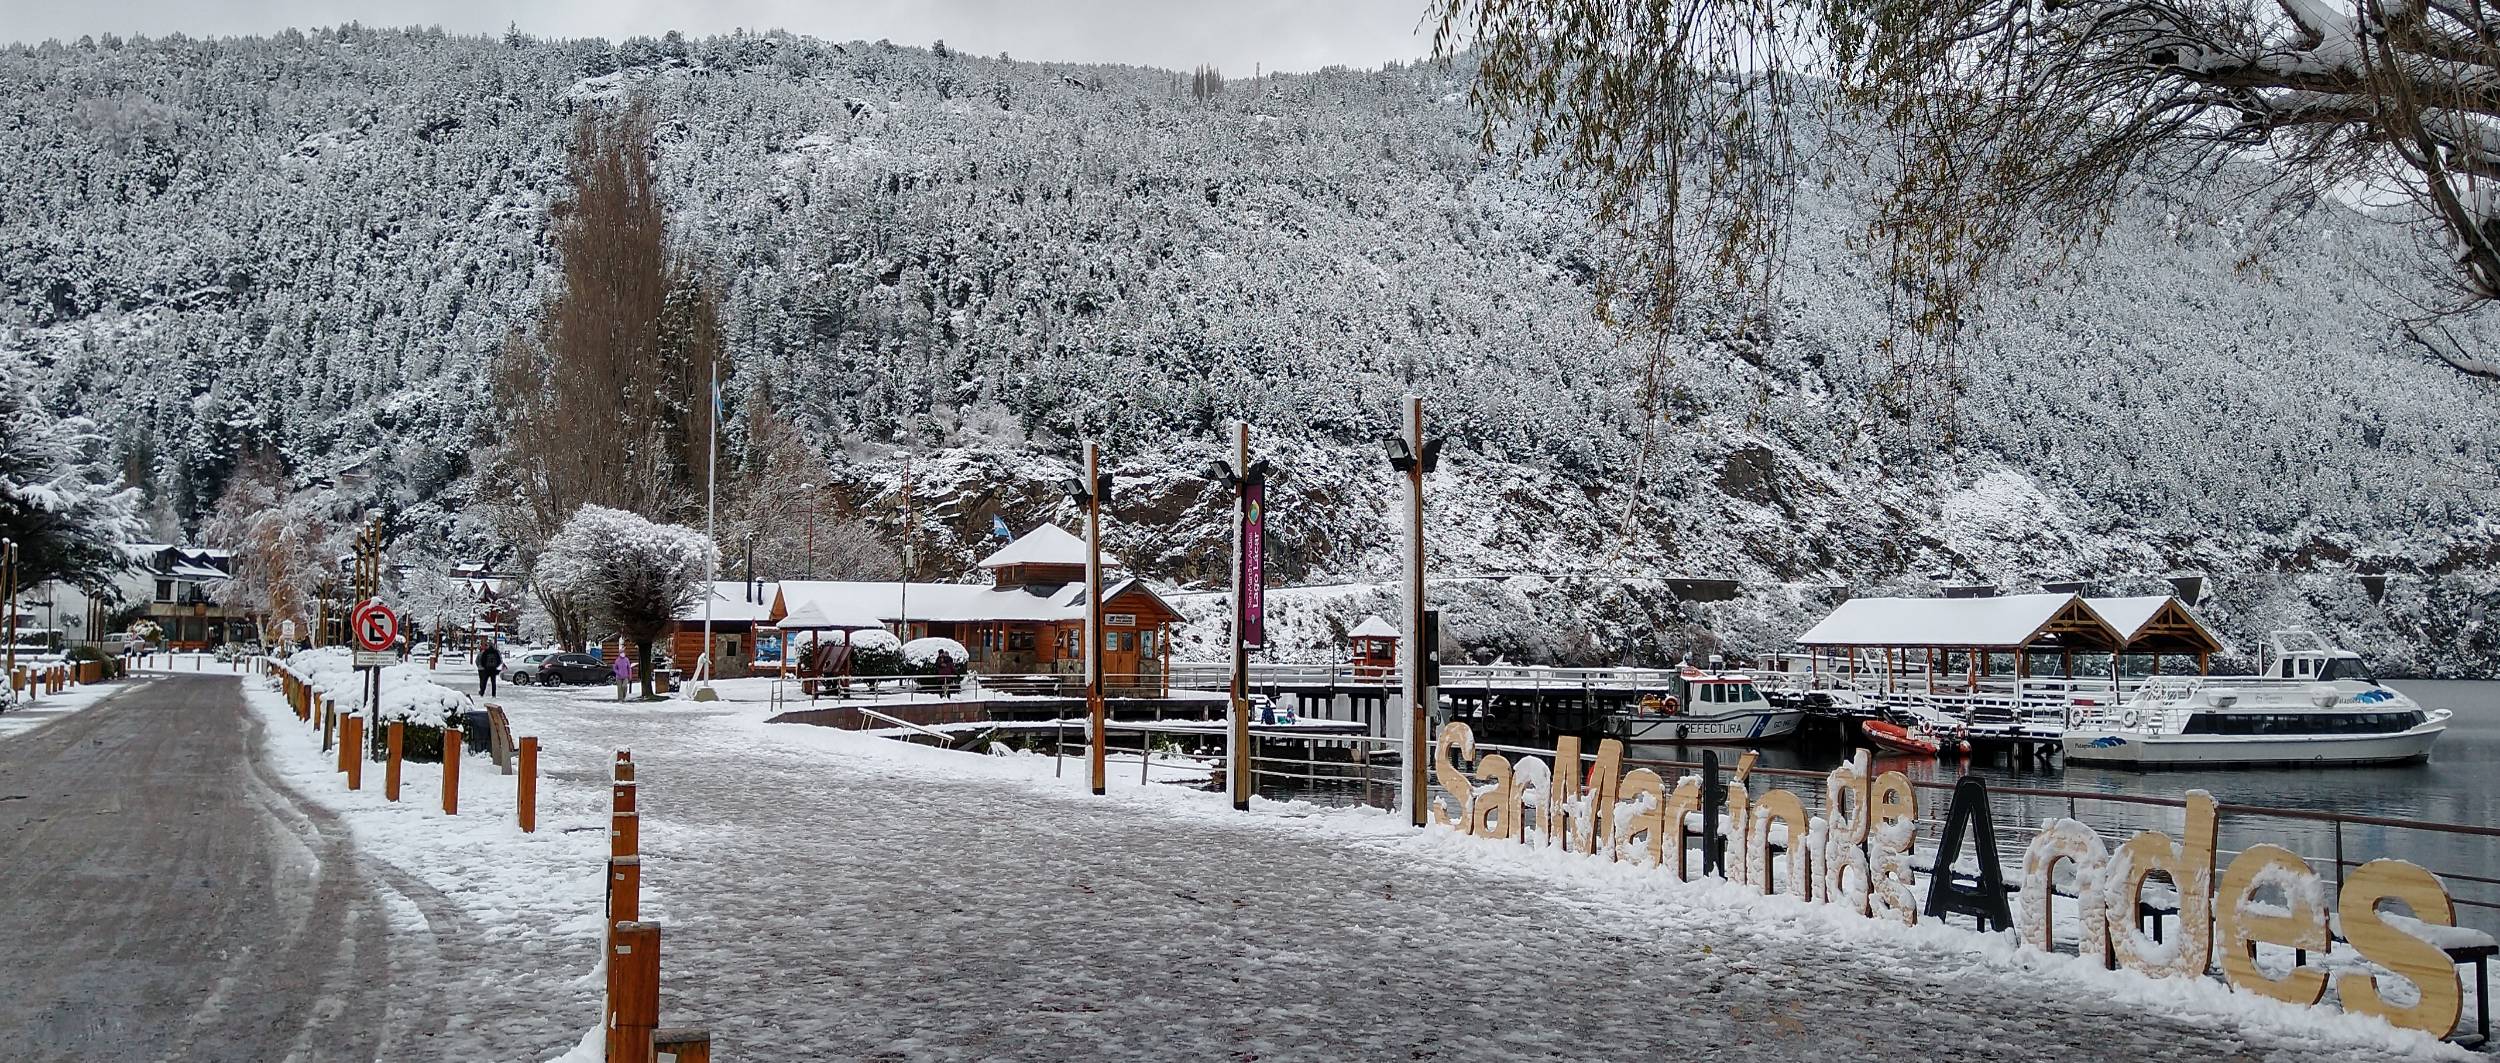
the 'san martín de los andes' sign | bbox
[1430,723,2471,1038]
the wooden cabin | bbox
[1794,592,2223,690]
[772,525,1184,694]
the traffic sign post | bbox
[349,599,398,765]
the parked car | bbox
[411,640,435,659]
[530,652,612,686]
[503,650,560,685]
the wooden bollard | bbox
[651,1029,712,1063]
[344,715,363,790]
[612,810,639,858]
[609,856,642,922]
[518,736,539,832]
[605,921,661,1063]
[443,729,462,816]
[322,699,336,754]
[337,710,355,774]
[386,721,404,801]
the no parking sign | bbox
[350,599,398,667]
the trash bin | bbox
[656,669,677,695]
[460,710,492,753]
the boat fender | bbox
[2119,708,2139,730]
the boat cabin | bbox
[2260,629,2375,682]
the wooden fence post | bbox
[386,721,404,802]
[443,729,462,816]
[344,715,363,790]
[609,856,641,923]
[651,1029,712,1063]
[518,736,539,832]
[322,698,336,755]
[605,922,661,1063]
[337,709,355,774]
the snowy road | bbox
[483,682,2454,1063]
[0,674,493,1062]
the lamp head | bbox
[1382,436,1415,472]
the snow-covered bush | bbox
[902,637,969,669]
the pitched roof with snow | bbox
[1796,593,2122,650]
[1349,615,1400,639]
[976,524,1122,570]
[2084,594,2223,655]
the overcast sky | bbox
[3,1,1442,74]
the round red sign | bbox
[351,599,399,652]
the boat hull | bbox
[1614,709,1804,745]
[2060,724,2446,768]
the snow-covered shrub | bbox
[902,637,969,669]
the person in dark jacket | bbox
[476,641,503,696]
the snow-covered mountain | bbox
[7,26,2500,673]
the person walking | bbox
[933,649,957,697]
[613,651,634,702]
[476,640,502,697]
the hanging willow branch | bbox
[1434,0,2500,405]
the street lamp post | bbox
[1383,396,1444,828]
[1203,422,1273,813]
[1061,445,1114,797]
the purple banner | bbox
[1242,477,1266,649]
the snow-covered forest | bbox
[7,26,2500,672]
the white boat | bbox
[1609,660,1804,745]
[2062,631,2449,768]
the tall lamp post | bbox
[1061,444,1114,797]
[1204,422,1273,812]
[1382,396,1444,828]
[799,481,818,580]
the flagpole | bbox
[694,360,720,701]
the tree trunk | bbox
[637,637,657,699]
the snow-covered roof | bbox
[1349,615,1400,639]
[976,524,1121,570]
[673,581,782,624]
[2085,596,2168,640]
[777,598,883,630]
[2083,594,2223,654]
[1796,593,2120,649]
[777,576,1180,627]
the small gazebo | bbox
[1348,615,1400,678]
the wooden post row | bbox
[386,721,404,802]
[443,728,462,816]
[518,736,539,832]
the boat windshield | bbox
[2315,656,2373,682]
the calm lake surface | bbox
[1261,679,2500,933]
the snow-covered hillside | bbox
[6,27,2499,672]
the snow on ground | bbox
[237,666,612,1059]
[0,672,151,739]
[457,680,2466,1062]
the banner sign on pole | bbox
[1242,477,1266,649]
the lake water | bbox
[1258,679,2500,934]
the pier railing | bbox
[1165,661,1684,694]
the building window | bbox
[1009,630,1035,651]
[154,579,173,603]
